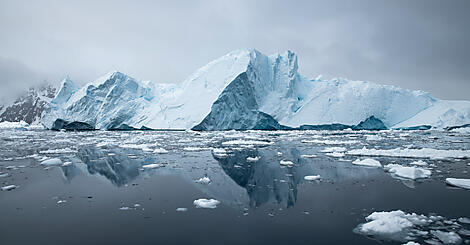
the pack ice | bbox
[41,49,470,130]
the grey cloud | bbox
[0,0,469,100]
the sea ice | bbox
[246,156,260,162]
[193,199,220,209]
[153,148,168,154]
[384,164,431,179]
[40,158,63,166]
[141,163,164,169]
[176,208,188,212]
[430,230,461,244]
[445,178,470,189]
[300,154,317,158]
[280,160,294,166]
[1,185,18,191]
[352,158,382,167]
[304,175,321,181]
[347,147,470,159]
[195,176,211,184]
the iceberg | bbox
[41,49,470,130]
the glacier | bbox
[41,49,470,130]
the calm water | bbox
[0,129,469,245]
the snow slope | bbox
[41,49,470,130]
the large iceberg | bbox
[41,49,470,130]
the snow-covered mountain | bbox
[41,49,470,130]
[0,85,56,124]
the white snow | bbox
[304,175,321,181]
[384,164,432,179]
[193,198,220,209]
[195,176,211,184]
[1,185,18,191]
[40,158,62,166]
[445,178,470,189]
[352,158,382,167]
[347,147,470,159]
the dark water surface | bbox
[1,129,469,245]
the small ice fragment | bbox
[57,200,67,204]
[176,208,188,212]
[352,158,382,167]
[1,185,18,191]
[61,162,72,167]
[134,204,141,207]
[277,152,283,156]
[0,173,9,178]
[410,160,428,166]
[402,242,420,245]
[195,176,211,184]
[246,156,260,162]
[445,178,470,189]
[301,154,317,158]
[385,164,431,179]
[430,230,462,244]
[193,199,220,209]
[326,152,345,157]
[119,206,133,210]
[141,163,164,169]
[304,175,321,181]
[458,217,470,224]
[153,148,168,154]
[280,160,294,166]
[41,158,62,166]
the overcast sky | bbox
[0,0,469,102]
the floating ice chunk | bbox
[321,147,347,153]
[195,176,211,184]
[183,146,211,151]
[430,230,462,244]
[410,160,428,166]
[153,148,169,154]
[352,158,382,167]
[0,173,9,178]
[385,164,431,179]
[402,242,420,245]
[193,199,220,209]
[347,147,470,159]
[458,217,470,224]
[119,206,133,210]
[280,160,294,166]
[41,158,62,166]
[366,134,382,141]
[246,156,260,162]
[326,152,345,157]
[222,140,273,146]
[1,185,18,191]
[61,161,72,167]
[57,200,67,204]
[358,210,427,234]
[301,139,359,145]
[141,163,164,169]
[39,148,77,154]
[176,208,188,212]
[304,175,321,181]
[445,178,470,189]
[300,154,317,158]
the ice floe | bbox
[300,154,317,158]
[304,175,321,181]
[153,148,168,154]
[384,164,432,179]
[195,176,211,184]
[347,147,470,159]
[280,160,294,166]
[193,198,220,209]
[445,178,470,189]
[39,148,77,154]
[246,156,260,162]
[40,158,63,166]
[221,140,273,146]
[352,158,382,167]
[301,139,359,145]
[176,208,188,212]
[355,210,465,244]
[141,163,165,169]
[1,185,18,191]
